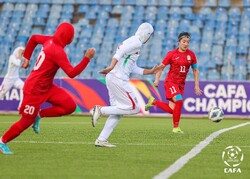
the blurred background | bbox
[0,0,249,81]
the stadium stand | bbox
[0,0,249,81]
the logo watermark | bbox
[222,146,244,173]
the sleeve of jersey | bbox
[132,64,144,75]
[57,52,90,78]
[162,51,172,65]
[191,52,198,69]
[113,42,138,61]
[10,56,21,66]
[23,35,52,60]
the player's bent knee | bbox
[61,97,76,115]
[64,102,76,115]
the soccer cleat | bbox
[172,127,184,134]
[89,108,94,115]
[91,105,102,127]
[32,115,41,134]
[145,96,155,111]
[0,143,13,154]
[95,139,116,147]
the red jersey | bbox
[162,48,197,86]
[23,22,90,95]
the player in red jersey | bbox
[145,32,202,133]
[0,22,95,154]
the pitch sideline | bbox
[153,122,250,179]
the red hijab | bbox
[53,22,74,47]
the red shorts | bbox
[19,85,73,119]
[164,82,184,100]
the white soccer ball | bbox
[208,107,224,122]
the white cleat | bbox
[89,108,94,115]
[95,139,116,147]
[91,105,102,127]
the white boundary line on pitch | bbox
[153,122,250,179]
[11,140,196,147]
[11,140,250,148]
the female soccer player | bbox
[91,23,157,147]
[145,31,203,133]
[0,22,95,154]
[0,47,25,110]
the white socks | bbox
[101,106,140,115]
[98,115,122,141]
[0,137,4,144]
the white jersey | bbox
[5,48,22,79]
[110,35,144,81]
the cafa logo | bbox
[222,146,243,173]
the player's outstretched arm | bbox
[99,58,118,75]
[193,68,203,96]
[154,63,165,87]
[143,65,159,75]
[64,48,96,78]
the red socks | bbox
[153,100,173,114]
[172,100,183,128]
[153,99,183,128]
[1,117,34,143]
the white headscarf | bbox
[135,23,154,44]
[12,46,25,59]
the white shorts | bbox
[106,73,139,110]
[0,78,24,97]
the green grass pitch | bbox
[0,114,249,179]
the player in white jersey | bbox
[0,47,25,109]
[91,23,157,147]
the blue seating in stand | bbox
[33,17,46,26]
[237,46,248,55]
[159,0,170,6]
[3,3,14,11]
[15,3,26,11]
[99,0,111,5]
[218,0,230,7]
[207,69,221,80]
[226,37,237,47]
[183,0,194,7]
[205,0,217,7]
[148,0,158,6]
[88,0,98,5]
[200,42,212,53]
[212,45,223,65]
[243,0,250,7]
[40,0,52,4]
[28,0,40,3]
[136,0,147,6]
[181,7,192,15]
[112,0,123,5]
[189,42,199,52]
[125,0,136,5]
[171,0,183,6]
[199,7,212,20]
[63,0,75,4]
[75,0,88,4]
[213,30,226,45]
[238,35,250,47]
[0,0,249,80]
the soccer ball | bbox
[208,107,224,122]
